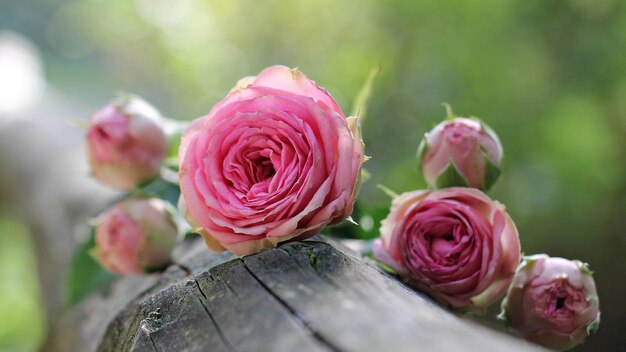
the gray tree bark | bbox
[45,237,542,352]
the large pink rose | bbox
[373,187,521,311]
[499,254,600,351]
[178,66,365,255]
[418,116,502,190]
[86,95,167,190]
[92,198,178,275]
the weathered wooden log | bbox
[45,237,541,352]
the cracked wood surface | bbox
[45,237,542,352]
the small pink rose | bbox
[418,115,502,190]
[92,198,178,275]
[178,65,365,255]
[499,254,600,351]
[373,187,521,311]
[86,95,167,190]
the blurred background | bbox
[0,0,625,351]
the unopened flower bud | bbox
[499,254,600,351]
[418,109,502,190]
[92,198,178,275]
[86,95,167,189]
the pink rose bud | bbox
[373,187,521,311]
[499,254,600,351]
[86,95,168,190]
[418,109,503,190]
[178,65,365,255]
[91,198,179,275]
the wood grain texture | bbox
[45,237,543,352]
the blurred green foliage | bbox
[0,215,44,352]
[66,227,116,307]
[1,0,626,350]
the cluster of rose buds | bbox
[374,106,599,350]
[86,66,366,268]
[81,67,600,350]
[86,94,179,275]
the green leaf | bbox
[66,227,116,307]
[136,177,181,206]
[481,150,501,191]
[163,118,188,171]
[350,65,381,120]
[416,135,428,174]
[360,168,372,184]
[374,259,397,274]
[586,315,600,335]
[376,184,399,199]
[185,230,201,238]
[497,298,509,322]
[435,161,468,189]
[516,254,547,276]
[575,260,594,276]
[165,131,182,170]
[442,102,456,120]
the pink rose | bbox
[418,116,502,190]
[178,65,364,255]
[499,254,600,351]
[373,187,521,311]
[86,95,167,190]
[92,198,178,275]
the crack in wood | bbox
[191,277,239,352]
[147,333,159,352]
[191,278,207,300]
[207,270,238,298]
[240,259,342,352]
